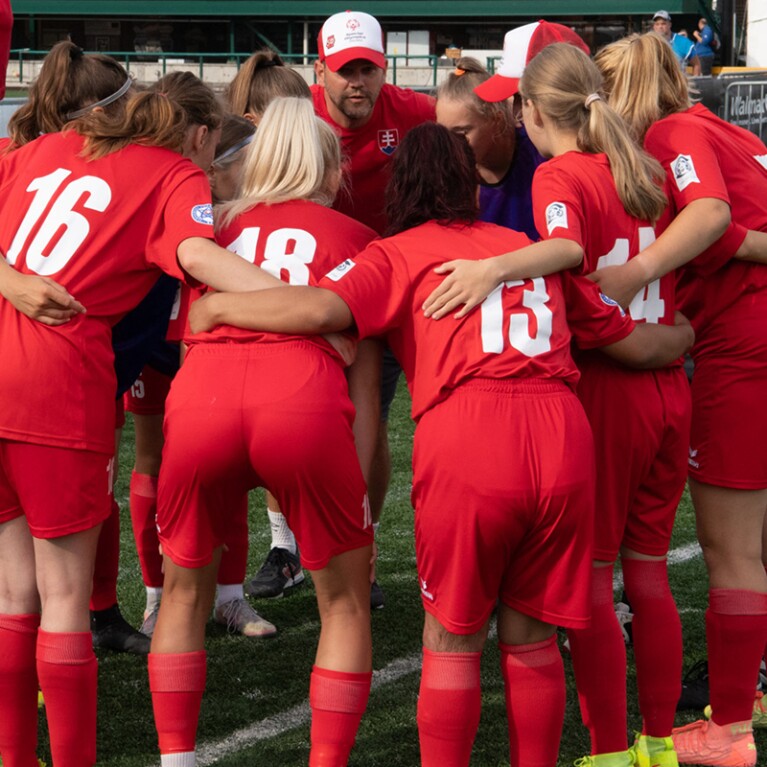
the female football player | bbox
[187,121,694,767]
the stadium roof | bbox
[11,1,705,17]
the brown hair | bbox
[595,32,692,142]
[227,49,310,118]
[520,43,667,222]
[78,71,224,159]
[8,41,130,146]
[385,122,478,236]
[436,56,515,135]
[213,114,256,167]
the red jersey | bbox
[187,199,377,356]
[532,151,676,328]
[320,220,633,421]
[644,104,767,336]
[312,83,435,234]
[0,131,214,453]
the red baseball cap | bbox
[317,10,386,72]
[474,20,590,102]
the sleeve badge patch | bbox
[754,154,767,171]
[671,154,699,191]
[599,292,626,317]
[325,258,356,282]
[545,202,568,235]
[191,204,214,226]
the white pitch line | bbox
[613,540,702,591]
[147,545,701,766]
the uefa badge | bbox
[378,128,399,156]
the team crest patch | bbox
[378,129,399,155]
[325,258,356,282]
[671,154,699,191]
[599,292,626,317]
[545,202,568,235]
[191,204,214,225]
[326,34,335,49]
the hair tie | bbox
[584,92,601,109]
[258,59,281,70]
[157,91,168,98]
[453,67,465,76]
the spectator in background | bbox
[653,10,701,76]
[693,17,717,76]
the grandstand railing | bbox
[7,48,454,88]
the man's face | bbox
[653,18,672,39]
[316,58,386,128]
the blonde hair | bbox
[8,41,130,146]
[227,49,311,118]
[520,42,667,222]
[218,97,341,229]
[78,72,223,160]
[436,56,515,135]
[594,33,692,142]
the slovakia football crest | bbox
[671,154,699,191]
[191,204,214,225]
[378,128,399,156]
[326,35,335,49]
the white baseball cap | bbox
[474,20,590,103]
[653,10,672,21]
[317,10,386,72]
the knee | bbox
[422,614,486,653]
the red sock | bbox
[416,649,481,767]
[90,498,119,611]
[566,565,628,754]
[622,558,682,736]
[130,472,163,587]
[216,495,249,585]
[309,666,371,767]
[148,651,206,755]
[500,635,565,767]
[707,589,767,725]
[0,614,40,767]
[36,630,97,767]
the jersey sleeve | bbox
[319,241,410,340]
[532,163,587,251]
[144,166,216,282]
[646,118,746,273]
[562,271,635,349]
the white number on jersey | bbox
[480,277,553,357]
[7,168,112,276]
[596,228,664,324]
[226,226,318,286]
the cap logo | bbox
[326,34,335,49]
[346,18,360,31]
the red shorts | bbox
[0,440,113,538]
[157,341,372,571]
[577,360,691,560]
[412,379,595,635]
[123,365,172,416]
[689,297,767,489]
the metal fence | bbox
[7,48,452,89]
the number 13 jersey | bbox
[321,219,634,421]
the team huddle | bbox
[0,8,765,767]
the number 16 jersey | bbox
[0,131,215,454]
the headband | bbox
[213,133,254,165]
[65,77,132,120]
